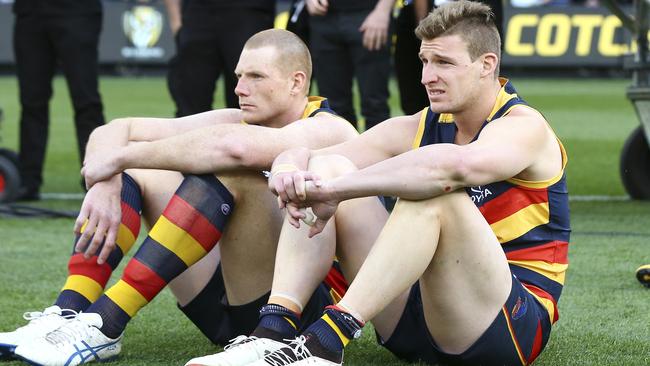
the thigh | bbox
[383,276,551,366]
[416,192,513,354]
[125,169,183,227]
[216,171,285,305]
[450,275,552,365]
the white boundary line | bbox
[569,195,629,201]
[41,192,631,202]
[41,193,85,200]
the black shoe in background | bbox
[16,186,40,201]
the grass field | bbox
[0,76,649,365]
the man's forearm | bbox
[85,119,131,165]
[164,0,182,35]
[326,144,464,202]
[374,0,396,14]
[118,126,244,173]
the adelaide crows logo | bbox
[121,6,164,59]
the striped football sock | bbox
[55,173,142,314]
[299,305,364,363]
[86,174,234,339]
[251,304,301,342]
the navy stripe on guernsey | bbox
[86,174,234,338]
[304,96,337,118]
[412,78,570,326]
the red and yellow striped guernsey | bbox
[412,78,570,325]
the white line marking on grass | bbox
[41,193,85,200]
[569,195,629,201]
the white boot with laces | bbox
[0,305,74,359]
[13,312,121,366]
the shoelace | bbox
[224,335,259,350]
[22,308,78,326]
[263,336,313,366]
[44,316,92,347]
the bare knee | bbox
[394,191,470,219]
[308,155,358,179]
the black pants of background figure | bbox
[475,0,503,43]
[309,11,391,130]
[13,14,105,195]
[167,8,274,117]
[394,3,431,115]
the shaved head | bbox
[243,29,312,95]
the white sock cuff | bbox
[269,292,304,313]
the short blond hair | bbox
[244,29,312,95]
[416,1,500,76]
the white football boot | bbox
[248,336,342,366]
[0,306,72,359]
[14,312,121,366]
[185,335,287,366]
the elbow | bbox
[450,149,486,188]
[430,148,474,191]
[218,139,250,167]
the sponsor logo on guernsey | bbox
[469,186,493,203]
[221,204,231,216]
[511,296,528,320]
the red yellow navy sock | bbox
[55,173,142,314]
[86,174,234,338]
[298,305,365,363]
[251,304,301,342]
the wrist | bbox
[270,163,299,178]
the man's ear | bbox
[290,71,308,96]
[480,52,498,78]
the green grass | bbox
[0,76,649,365]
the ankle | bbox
[251,304,301,341]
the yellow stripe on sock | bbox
[79,221,136,256]
[105,280,148,317]
[115,223,137,254]
[61,275,103,303]
[283,316,297,330]
[148,216,208,266]
[323,314,350,346]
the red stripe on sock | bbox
[120,201,141,238]
[68,254,113,288]
[121,259,167,302]
[162,195,223,252]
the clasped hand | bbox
[268,169,339,237]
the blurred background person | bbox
[393,0,432,115]
[12,0,105,200]
[164,0,275,116]
[306,0,395,131]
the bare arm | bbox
[84,109,242,166]
[269,113,421,207]
[271,108,561,235]
[323,109,559,201]
[76,109,241,259]
[164,0,182,36]
[82,113,358,186]
[359,0,396,51]
[413,0,429,22]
